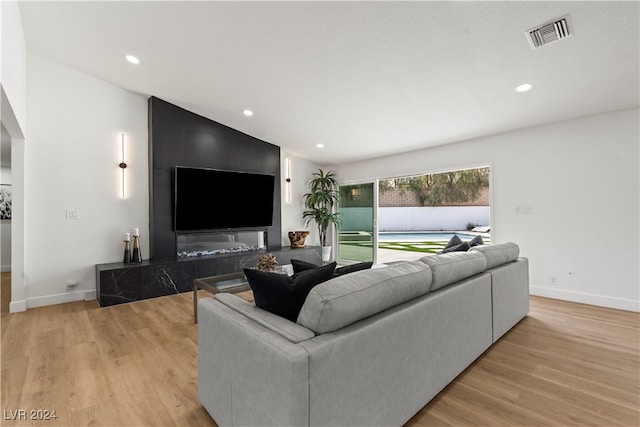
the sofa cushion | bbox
[297,261,432,334]
[470,242,520,269]
[419,251,487,291]
[290,258,373,277]
[244,262,336,322]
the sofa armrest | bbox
[197,297,310,427]
[214,293,315,343]
[487,257,530,341]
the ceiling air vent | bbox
[526,16,571,49]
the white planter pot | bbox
[321,246,332,263]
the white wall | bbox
[280,152,322,247]
[1,0,27,312]
[22,53,147,309]
[1,0,27,131]
[378,206,490,232]
[21,53,317,309]
[0,167,10,182]
[332,109,640,312]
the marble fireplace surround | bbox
[96,246,321,307]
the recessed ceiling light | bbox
[515,83,532,92]
[243,109,254,117]
[125,54,140,65]
[316,143,325,148]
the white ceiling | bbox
[17,1,640,165]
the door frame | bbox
[336,179,379,265]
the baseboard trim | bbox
[1,265,11,273]
[530,286,640,312]
[16,286,639,313]
[9,300,27,313]
[9,290,97,312]
[25,290,91,310]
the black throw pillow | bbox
[438,234,463,254]
[441,242,470,253]
[290,259,319,275]
[444,234,463,249]
[244,262,336,321]
[291,258,373,278]
[334,262,374,277]
[468,235,484,247]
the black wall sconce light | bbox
[119,133,127,198]
[285,157,292,204]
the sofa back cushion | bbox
[297,261,432,334]
[470,242,520,269]
[419,251,487,291]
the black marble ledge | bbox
[96,246,321,307]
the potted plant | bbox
[303,169,341,262]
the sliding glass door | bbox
[337,182,377,263]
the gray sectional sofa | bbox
[197,242,529,426]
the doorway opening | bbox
[338,166,491,264]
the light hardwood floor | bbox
[1,272,639,426]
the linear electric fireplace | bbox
[176,230,267,258]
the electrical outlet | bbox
[66,280,78,291]
[550,276,558,286]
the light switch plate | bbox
[66,209,79,220]
[515,206,533,215]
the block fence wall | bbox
[379,187,489,207]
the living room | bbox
[1,1,638,426]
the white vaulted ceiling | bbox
[17,1,640,165]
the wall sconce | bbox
[119,133,127,198]
[285,157,292,204]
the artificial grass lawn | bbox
[342,241,448,254]
[379,242,446,254]
[344,238,492,254]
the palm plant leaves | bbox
[302,169,341,246]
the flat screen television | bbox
[174,166,275,231]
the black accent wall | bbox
[148,97,282,260]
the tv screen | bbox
[174,167,275,231]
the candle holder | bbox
[131,231,142,263]
[123,239,131,264]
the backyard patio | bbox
[338,231,492,264]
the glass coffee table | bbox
[192,265,291,323]
[193,272,251,323]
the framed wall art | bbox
[0,184,12,220]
